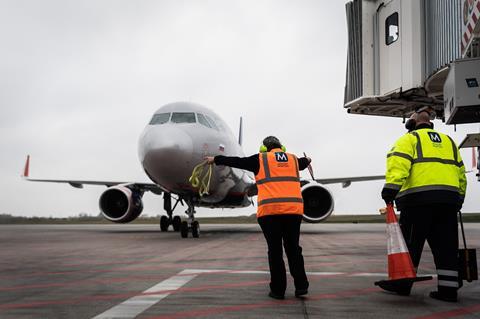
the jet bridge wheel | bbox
[180,221,189,238]
[160,216,169,232]
[172,216,181,232]
[191,221,200,238]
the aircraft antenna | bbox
[238,117,243,146]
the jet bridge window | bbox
[385,12,399,45]
[196,113,212,128]
[171,112,196,123]
[149,113,170,125]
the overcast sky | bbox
[0,0,478,219]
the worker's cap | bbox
[262,136,282,150]
[415,106,436,121]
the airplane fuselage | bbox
[138,102,254,208]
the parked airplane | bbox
[22,102,384,238]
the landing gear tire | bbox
[180,221,189,238]
[160,215,169,232]
[172,216,181,232]
[191,221,200,238]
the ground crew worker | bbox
[380,107,467,302]
[205,136,310,299]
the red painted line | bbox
[415,304,480,319]
[61,260,141,268]
[246,233,260,241]
[178,280,268,293]
[145,287,381,319]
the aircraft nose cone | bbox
[139,125,194,190]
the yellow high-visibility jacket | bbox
[384,128,467,207]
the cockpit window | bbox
[204,114,219,130]
[196,113,212,128]
[149,113,170,125]
[171,112,196,123]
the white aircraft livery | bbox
[23,102,384,238]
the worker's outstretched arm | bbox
[206,154,260,174]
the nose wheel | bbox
[180,220,200,238]
[179,199,200,238]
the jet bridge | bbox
[344,0,480,121]
[344,0,480,180]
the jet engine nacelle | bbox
[301,181,334,223]
[99,185,143,223]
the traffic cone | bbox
[375,204,432,289]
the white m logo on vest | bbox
[428,132,442,143]
[275,152,288,162]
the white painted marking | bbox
[91,270,197,319]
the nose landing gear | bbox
[180,199,200,238]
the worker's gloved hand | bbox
[381,187,398,205]
[204,156,215,165]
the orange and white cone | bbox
[375,204,432,286]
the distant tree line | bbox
[1,213,478,224]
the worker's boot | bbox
[295,288,308,298]
[429,287,457,302]
[268,291,285,300]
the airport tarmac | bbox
[0,223,479,319]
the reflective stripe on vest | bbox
[258,197,304,206]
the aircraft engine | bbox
[99,185,143,223]
[301,182,334,223]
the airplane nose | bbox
[139,125,194,189]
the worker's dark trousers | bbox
[258,214,309,295]
[398,203,459,296]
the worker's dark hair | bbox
[262,136,282,151]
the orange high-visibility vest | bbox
[255,148,304,218]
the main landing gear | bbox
[159,193,182,232]
[180,199,200,238]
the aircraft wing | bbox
[314,175,385,188]
[21,155,165,194]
